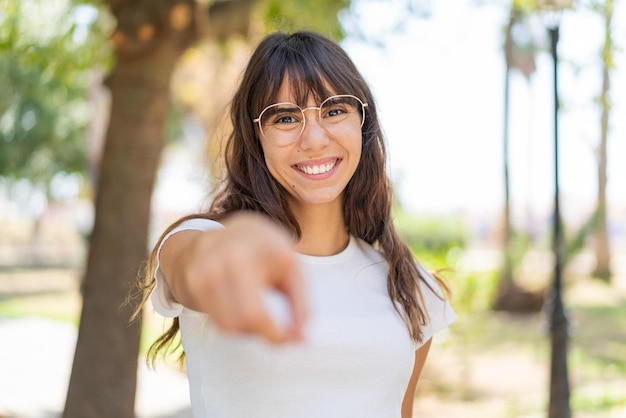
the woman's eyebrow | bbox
[267,103,300,114]
[263,104,301,116]
[324,96,351,105]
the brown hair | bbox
[133,31,445,364]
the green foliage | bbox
[394,210,467,258]
[563,209,600,266]
[572,390,626,415]
[255,0,351,39]
[393,210,499,314]
[0,0,111,194]
[450,270,500,314]
[414,245,500,315]
[506,229,533,271]
[512,0,537,12]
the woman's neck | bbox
[291,202,349,256]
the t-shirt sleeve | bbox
[414,262,457,349]
[150,218,223,317]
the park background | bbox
[0,0,625,417]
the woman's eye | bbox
[273,114,299,125]
[323,106,346,118]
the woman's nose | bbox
[298,109,330,150]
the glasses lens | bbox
[319,96,364,129]
[259,103,305,146]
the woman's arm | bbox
[158,212,307,343]
[401,338,432,418]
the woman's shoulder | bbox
[414,262,457,345]
[166,216,223,237]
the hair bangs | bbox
[259,33,365,108]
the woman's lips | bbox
[294,158,339,175]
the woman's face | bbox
[258,79,363,213]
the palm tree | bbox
[592,0,614,282]
[494,4,543,312]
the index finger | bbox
[272,263,307,341]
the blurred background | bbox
[0,0,624,417]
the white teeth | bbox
[298,161,336,175]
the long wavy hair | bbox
[133,31,445,364]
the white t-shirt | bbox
[151,218,456,418]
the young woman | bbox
[135,30,456,418]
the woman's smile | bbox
[294,158,341,177]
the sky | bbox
[340,0,625,227]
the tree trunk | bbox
[501,15,513,287]
[496,10,514,302]
[493,7,544,313]
[63,2,196,416]
[593,0,613,282]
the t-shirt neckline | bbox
[296,235,357,264]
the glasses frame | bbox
[253,94,368,146]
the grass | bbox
[0,267,82,324]
[0,267,181,364]
[0,292,80,324]
[411,271,626,418]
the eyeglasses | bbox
[253,94,368,147]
